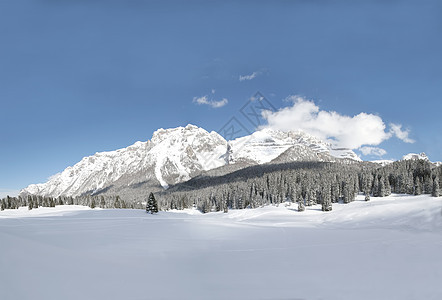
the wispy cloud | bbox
[389,123,415,143]
[193,95,228,108]
[359,146,387,157]
[239,71,260,82]
[261,95,414,150]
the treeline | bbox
[0,194,145,211]
[158,160,441,213]
[2,159,441,213]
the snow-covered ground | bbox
[1,194,442,300]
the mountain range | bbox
[19,124,436,199]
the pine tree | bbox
[321,200,332,211]
[432,176,440,197]
[100,196,106,208]
[114,196,121,209]
[383,176,391,196]
[297,199,305,212]
[146,192,159,214]
[414,178,422,195]
[378,176,385,197]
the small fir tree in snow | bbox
[321,197,332,212]
[114,196,121,208]
[100,196,106,208]
[432,176,440,197]
[146,192,159,214]
[297,199,305,212]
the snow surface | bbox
[1,194,442,300]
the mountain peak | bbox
[151,124,206,144]
[402,152,429,161]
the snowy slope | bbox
[146,124,227,188]
[229,128,361,164]
[23,140,154,197]
[2,194,442,300]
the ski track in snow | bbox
[1,194,442,300]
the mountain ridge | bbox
[20,124,433,198]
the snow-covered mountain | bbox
[20,124,361,198]
[371,153,440,166]
[400,152,442,166]
[228,128,360,164]
[402,152,430,161]
[22,125,227,197]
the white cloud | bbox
[239,71,260,82]
[262,96,413,150]
[389,123,415,143]
[359,146,387,157]
[193,95,228,108]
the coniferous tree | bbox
[114,196,121,209]
[146,192,159,214]
[383,176,391,196]
[297,198,305,212]
[321,199,332,211]
[432,176,440,197]
[414,178,422,195]
[378,176,386,197]
[33,197,38,209]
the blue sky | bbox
[1,0,441,195]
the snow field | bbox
[1,194,442,300]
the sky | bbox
[1,0,441,196]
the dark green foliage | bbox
[146,192,158,214]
